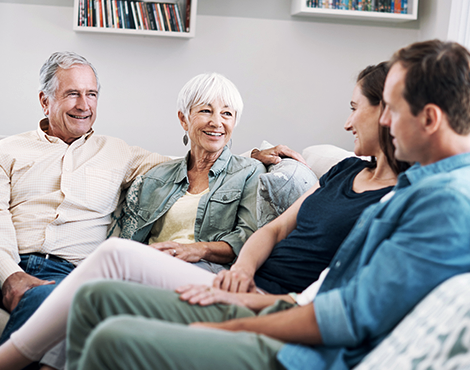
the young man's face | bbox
[40,65,98,144]
[380,63,427,164]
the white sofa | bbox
[0,142,351,334]
[1,142,469,369]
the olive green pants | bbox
[67,280,286,370]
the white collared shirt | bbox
[0,119,169,283]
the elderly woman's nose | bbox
[209,115,223,127]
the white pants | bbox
[10,238,216,361]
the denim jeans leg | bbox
[0,255,75,344]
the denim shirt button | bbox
[335,261,341,268]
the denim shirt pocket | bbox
[359,218,397,265]
[209,189,242,231]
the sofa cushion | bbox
[354,273,470,370]
[257,158,317,228]
[302,144,355,179]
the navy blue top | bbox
[254,157,393,294]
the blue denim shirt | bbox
[278,152,470,370]
[119,147,266,260]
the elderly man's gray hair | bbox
[177,72,244,127]
[39,51,101,98]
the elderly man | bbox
[48,40,470,370]
[0,51,171,369]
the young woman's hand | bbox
[176,284,245,307]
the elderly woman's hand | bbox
[251,145,308,166]
[176,284,245,307]
[149,241,204,263]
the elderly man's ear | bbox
[39,92,50,116]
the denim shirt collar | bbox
[396,152,470,190]
[173,146,233,184]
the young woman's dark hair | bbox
[357,62,411,175]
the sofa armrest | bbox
[354,273,470,369]
[0,308,9,335]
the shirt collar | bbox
[396,152,470,190]
[37,118,94,145]
[173,146,233,183]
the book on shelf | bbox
[77,1,188,32]
[306,0,408,13]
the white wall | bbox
[0,1,446,156]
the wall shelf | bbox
[73,0,197,38]
[291,0,418,22]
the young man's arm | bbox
[192,303,323,345]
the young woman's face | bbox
[344,83,382,157]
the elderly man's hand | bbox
[2,272,55,313]
[251,145,308,167]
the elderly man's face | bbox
[40,65,98,144]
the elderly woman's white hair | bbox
[177,72,244,126]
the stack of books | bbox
[306,0,408,13]
[77,1,189,32]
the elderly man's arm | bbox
[0,166,54,313]
[251,145,308,167]
[192,303,323,345]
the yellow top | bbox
[149,188,209,245]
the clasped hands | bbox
[149,241,203,263]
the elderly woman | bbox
[113,72,266,274]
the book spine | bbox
[165,3,173,31]
[157,3,165,31]
[119,0,126,28]
[130,1,138,29]
[146,3,157,30]
[185,0,191,32]
[79,0,84,26]
[152,3,161,31]
[139,2,149,30]
[174,3,183,32]
[169,4,177,31]
[159,3,169,31]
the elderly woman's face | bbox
[184,98,236,156]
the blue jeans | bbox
[0,254,75,344]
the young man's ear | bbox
[422,104,443,135]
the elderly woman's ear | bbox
[178,111,189,131]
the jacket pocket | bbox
[209,190,242,231]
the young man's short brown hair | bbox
[390,39,470,135]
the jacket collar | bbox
[173,146,232,184]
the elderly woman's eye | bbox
[223,111,233,116]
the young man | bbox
[61,39,470,370]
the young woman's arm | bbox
[212,181,320,293]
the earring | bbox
[183,131,189,146]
